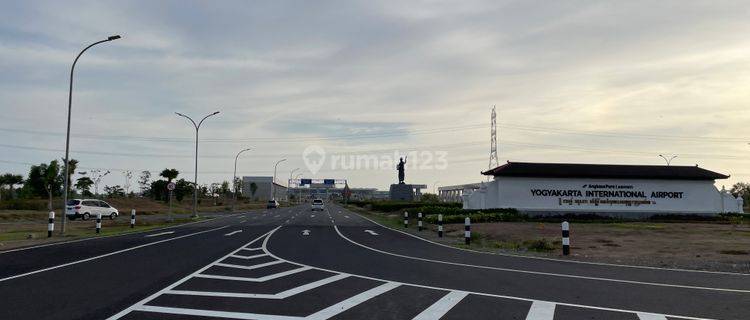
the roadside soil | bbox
[346,205,750,273]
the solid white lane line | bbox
[262,226,714,320]
[166,274,349,299]
[229,253,268,260]
[224,230,243,236]
[525,301,556,320]
[412,291,468,320]
[133,305,300,320]
[145,231,175,238]
[332,225,750,294]
[215,260,284,270]
[0,225,230,283]
[348,207,749,277]
[106,228,278,320]
[638,313,669,320]
[305,282,400,320]
[195,267,312,282]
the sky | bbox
[1,0,749,192]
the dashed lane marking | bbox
[364,230,379,236]
[145,231,175,237]
[525,301,555,320]
[225,230,243,236]
[637,313,669,320]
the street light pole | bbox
[287,168,299,204]
[176,111,220,218]
[659,154,677,166]
[61,35,121,235]
[294,173,303,204]
[271,159,287,201]
[232,148,252,212]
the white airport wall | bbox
[463,177,744,215]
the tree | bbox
[250,182,258,199]
[60,158,79,195]
[75,177,94,197]
[138,171,151,195]
[42,160,62,210]
[0,173,22,202]
[104,185,125,198]
[730,182,750,203]
[420,193,440,203]
[149,180,168,201]
[160,169,179,183]
[220,181,230,196]
[174,179,193,202]
[233,177,243,198]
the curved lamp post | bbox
[232,147,252,212]
[659,154,677,166]
[271,159,287,201]
[61,35,121,235]
[176,111,220,218]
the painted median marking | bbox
[224,230,243,236]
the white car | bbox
[311,199,324,211]
[66,199,119,221]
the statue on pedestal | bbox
[397,157,407,184]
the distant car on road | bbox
[311,199,324,211]
[66,199,119,221]
[266,199,279,209]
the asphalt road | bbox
[1,203,748,319]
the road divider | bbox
[130,209,136,228]
[438,214,443,238]
[96,213,102,234]
[562,221,570,256]
[465,217,471,245]
[48,211,54,237]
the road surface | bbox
[1,203,748,319]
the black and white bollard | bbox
[404,211,408,228]
[96,212,102,234]
[47,211,55,238]
[130,209,136,228]
[418,212,423,231]
[438,214,443,237]
[562,221,570,255]
[464,217,471,245]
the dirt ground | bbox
[351,206,750,273]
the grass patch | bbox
[610,223,665,230]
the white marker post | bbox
[96,212,102,234]
[464,217,471,245]
[418,212,423,231]
[403,211,408,228]
[47,211,55,238]
[438,214,443,237]
[562,221,570,255]
[130,209,136,228]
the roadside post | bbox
[562,221,570,255]
[96,212,102,234]
[418,212,423,231]
[167,182,176,222]
[48,211,55,237]
[130,209,136,228]
[437,214,443,237]
[464,216,471,245]
[403,211,408,228]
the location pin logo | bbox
[303,145,326,175]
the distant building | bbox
[242,176,287,202]
[286,178,379,201]
[463,162,744,217]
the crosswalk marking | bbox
[412,291,468,320]
[305,282,401,320]
[166,274,349,299]
[526,301,556,320]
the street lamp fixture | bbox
[232,147,252,212]
[271,159,287,201]
[61,34,121,235]
[176,111,220,218]
[659,154,677,166]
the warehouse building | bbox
[241,176,287,202]
[463,162,744,217]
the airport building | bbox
[462,162,744,217]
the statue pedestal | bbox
[389,184,414,201]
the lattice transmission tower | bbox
[488,105,499,175]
